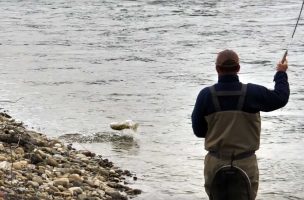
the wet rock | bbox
[126,188,142,195]
[105,190,127,200]
[79,150,96,157]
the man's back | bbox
[192,73,289,139]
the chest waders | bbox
[206,84,257,200]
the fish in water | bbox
[110,120,139,131]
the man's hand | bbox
[277,59,288,72]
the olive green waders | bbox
[204,84,261,200]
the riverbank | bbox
[0,112,141,200]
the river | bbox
[0,0,303,199]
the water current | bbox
[0,0,304,199]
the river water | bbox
[0,0,304,199]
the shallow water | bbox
[0,0,304,199]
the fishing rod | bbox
[281,0,304,63]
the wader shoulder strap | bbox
[237,84,247,110]
[209,86,221,112]
[209,84,248,111]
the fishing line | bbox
[281,0,304,63]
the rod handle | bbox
[281,50,288,64]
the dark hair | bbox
[216,59,240,73]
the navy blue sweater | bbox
[191,71,290,138]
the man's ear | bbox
[236,64,240,73]
[216,65,221,74]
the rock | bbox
[77,193,87,200]
[35,149,48,159]
[27,164,36,170]
[54,143,62,148]
[30,153,43,164]
[32,176,43,185]
[54,192,71,197]
[57,185,65,191]
[53,154,64,160]
[27,181,39,188]
[126,189,142,195]
[84,179,95,187]
[46,157,58,167]
[97,168,110,177]
[0,143,5,151]
[97,189,105,196]
[0,155,7,161]
[53,178,70,187]
[40,147,55,154]
[14,147,24,155]
[48,184,60,193]
[68,187,83,195]
[93,179,102,187]
[13,160,28,170]
[0,161,11,170]
[105,190,127,200]
[68,174,83,182]
[79,150,96,157]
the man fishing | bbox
[191,49,289,199]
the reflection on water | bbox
[0,0,303,199]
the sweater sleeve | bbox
[191,89,208,138]
[247,71,290,112]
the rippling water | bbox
[1,0,304,199]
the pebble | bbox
[46,157,58,167]
[69,186,83,195]
[0,161,10,170]
[32,176,44,185]
[68,174,83,182]
[53,178,70,187]
[14,147,25,155]
[0,143,5,151]
[0,156,6,161]
[27,181,39,188]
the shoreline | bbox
[0,112,141,200]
